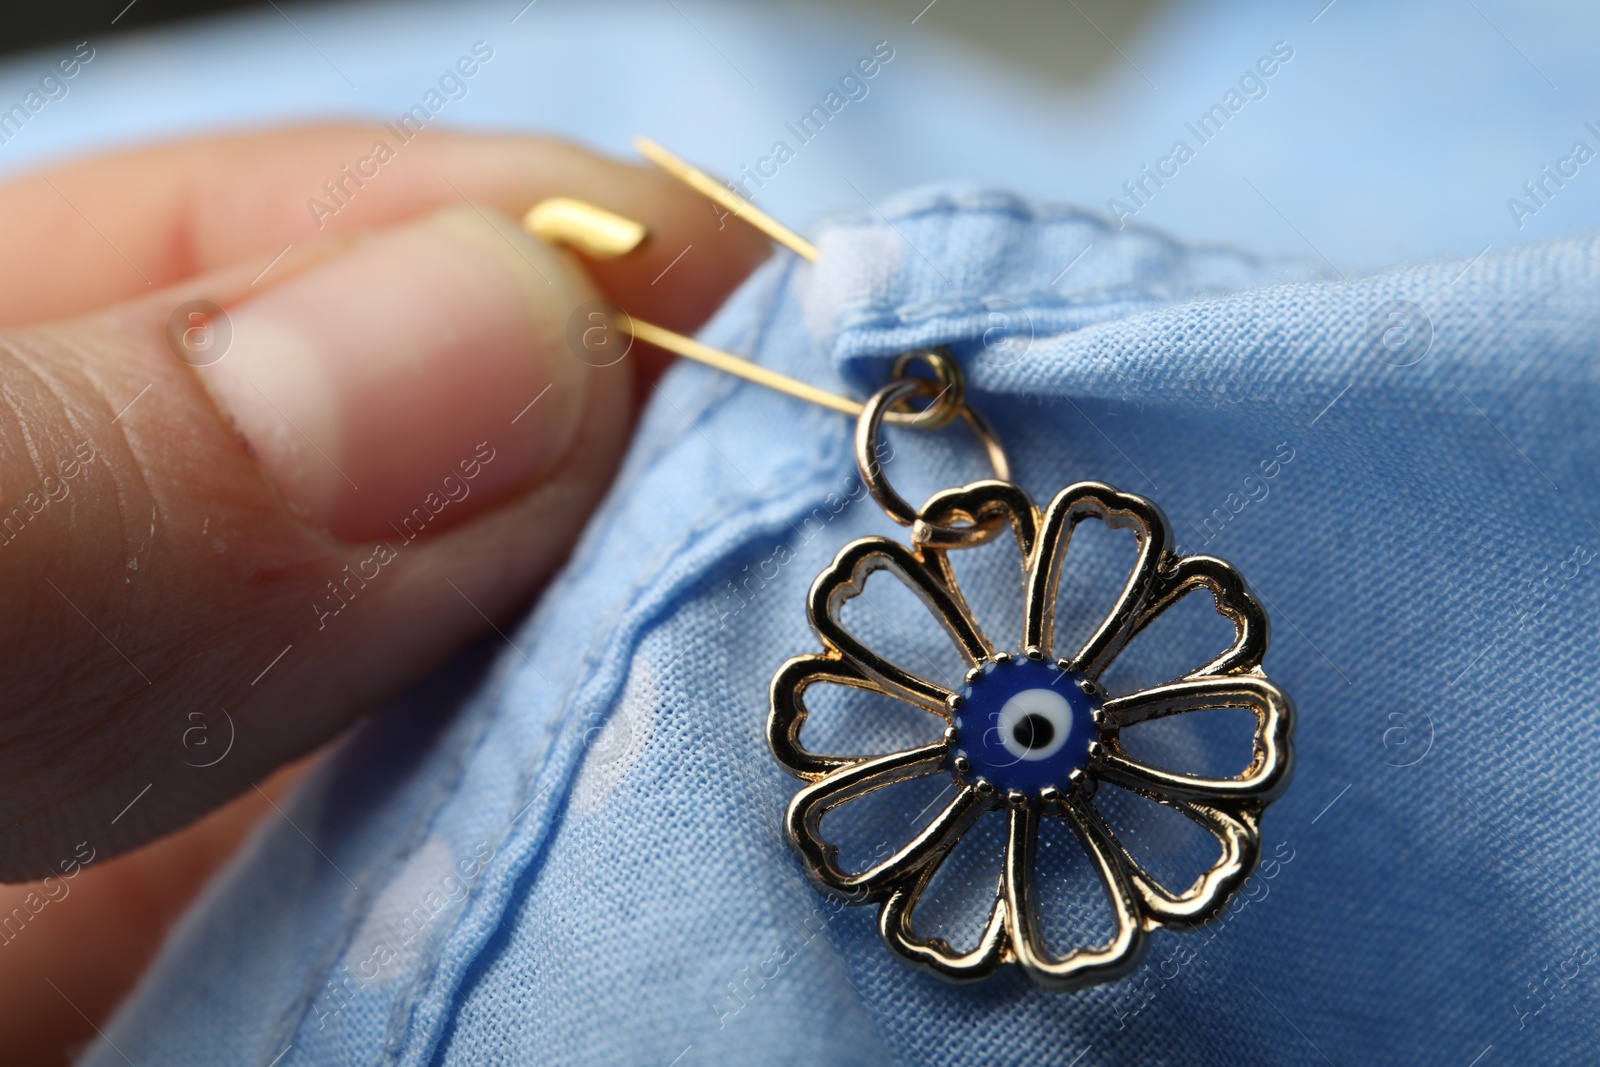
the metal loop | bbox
[884,347,964,430]
[856,375,1012,541]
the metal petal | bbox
[1024,482,1173,676]
[913,478,1041,556]
[770,653,933,781]
[808,537,988,712]
[1095,675,1295,804]
[784,744,983,901]
[915,479,1042,657]
[879,811,1010,982]
[1126,553,1270,679]
[1004,798,1149,991]
[1083,786,1262,929]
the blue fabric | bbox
[5,0,1591,1062]
[85,183,1600,1064]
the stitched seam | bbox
[254,668,506,1067]
[379,257,837,1065]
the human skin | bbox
[0,127,769,1064]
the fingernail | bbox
[198,205,596,539]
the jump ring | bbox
[883,347,964,430]
[856,376,1012,544]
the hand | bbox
[0,126,767,1060]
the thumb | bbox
[0,205,634,878]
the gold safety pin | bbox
[632,137,820,263]
[521,138,954,428]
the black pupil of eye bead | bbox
[1013,713,1054,751]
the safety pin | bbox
[522,138,952,428]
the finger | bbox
[0,758,309,1064]
[0,176,745,877]
[0,125,768,334]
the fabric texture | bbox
[86,183,1600,1065]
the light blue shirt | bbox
[8,1,1591,1063]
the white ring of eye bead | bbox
[995,687,1075,762]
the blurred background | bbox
[1,0,1597,275]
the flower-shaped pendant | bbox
[768,474,1295,991]
[523,162,1296,992]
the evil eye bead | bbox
[949,655,1099,799]
[995,686,1074,762]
